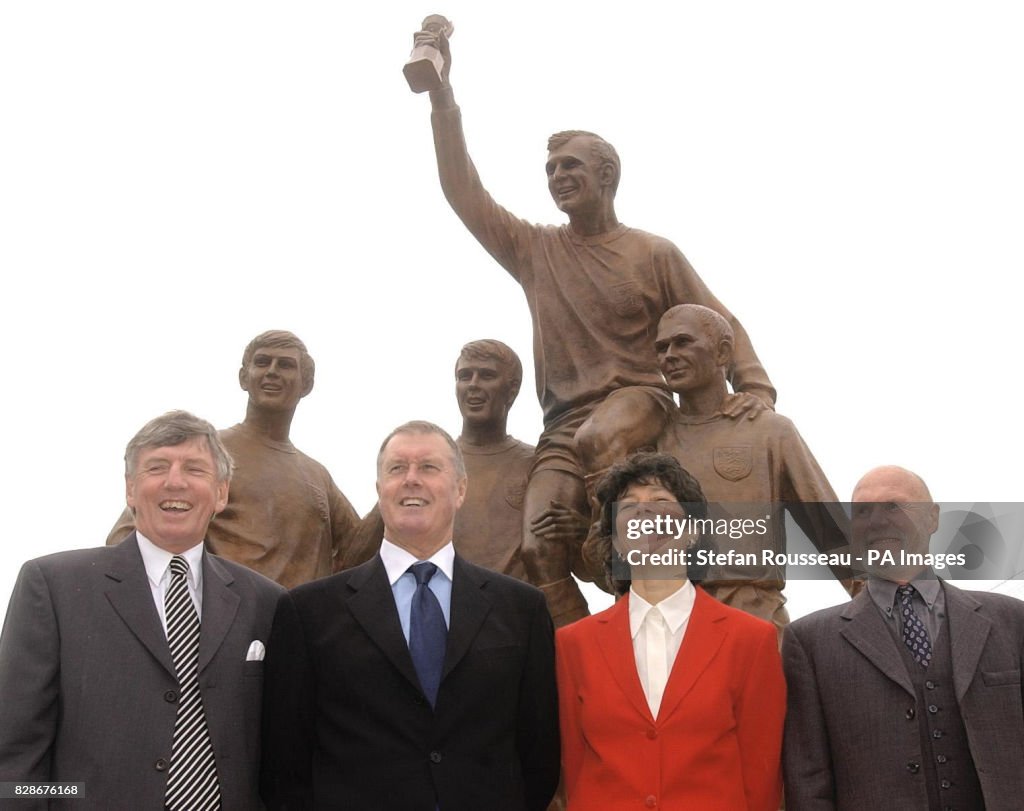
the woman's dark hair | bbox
[588,452,714,595]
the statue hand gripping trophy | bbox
[404,14,454,93]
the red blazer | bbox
[556,587,785,811]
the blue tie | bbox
[408,562,447,707]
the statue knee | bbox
[575,418,630,473]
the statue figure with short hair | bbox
[411,26,775,625]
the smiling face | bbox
[126,437,229,554]
[455,356,517,427]
[376,431,467,558]
[614,480,692,560]
[545,135,612,217]
[239,345,309,412]
[851,466,939,581]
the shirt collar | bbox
[136,532,204,592]
[380,538,456,586]
[628,580,696,640]
[867,575,943,615]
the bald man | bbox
[782,465,1024,810]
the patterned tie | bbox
[408,562,448,707]
[897,583,932,668]
[164,556,221,811]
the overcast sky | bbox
[2,1,1022,623]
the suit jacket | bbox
[259,553,560,811]
[782,581,1024,810]
[556,587,785,811]
[0,534,284,810]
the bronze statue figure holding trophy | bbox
[407,16,775,627]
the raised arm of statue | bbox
[412,22,536,283]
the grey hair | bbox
[124,410,234,481]
[377,420,466,480]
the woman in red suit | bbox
[558,452,785,811]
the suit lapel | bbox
[839,589,914,697]
[346,556,423,695]
[594,595,653,723]
[657,588,727,724]
[198,552,240,673]
[944,583,989,701]
[442,557,492,680]
[103,533,176,679]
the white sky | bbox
[2,1,1022,624]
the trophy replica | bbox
[403,14,454,93]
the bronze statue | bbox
[411,24,775,626]
[349,339,587,591]
[106,330,360,589]
[642,304,856,632]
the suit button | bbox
[905,708,915,720]
[646,729,658,740]
[928,704,939,714]
[933,729,944,739]
[906,762,920,774]
[940,779,951,789]
[936,754,948,764]
[164,690,177,703]
[644,796,657,808]
[926,680,937,690]
[429,751,442,764]
[154,758,168,771]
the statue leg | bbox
[521,467,590,627]
[575,386,673,475]
[574,386,676,570]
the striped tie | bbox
[164,556,221,811]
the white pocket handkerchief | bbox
[246,640,266,661]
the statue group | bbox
[108,17,857,635]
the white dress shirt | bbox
[629,580,696,717]
[379,538,454,643]
[136,533,205,637]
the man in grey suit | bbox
[0,410,283,810]
[783,465,1024,810]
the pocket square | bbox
[246,640,266,662]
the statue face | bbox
[545,135,607,215]
[455,356,516,426]
[239,346,306,412]
[655,310,723,394]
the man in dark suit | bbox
[0,410,284,810]
[260,420,560,811]
[783,465,1024,810]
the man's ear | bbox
[506,379,521,408]
[238,366,249,392]
[599,162,617,189]
[300,375,315,398]
[715,338,734,368]
[924,502,941,536]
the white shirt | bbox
[379,538,454,643]
[629,580,696,717]
[136,533,205,637]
